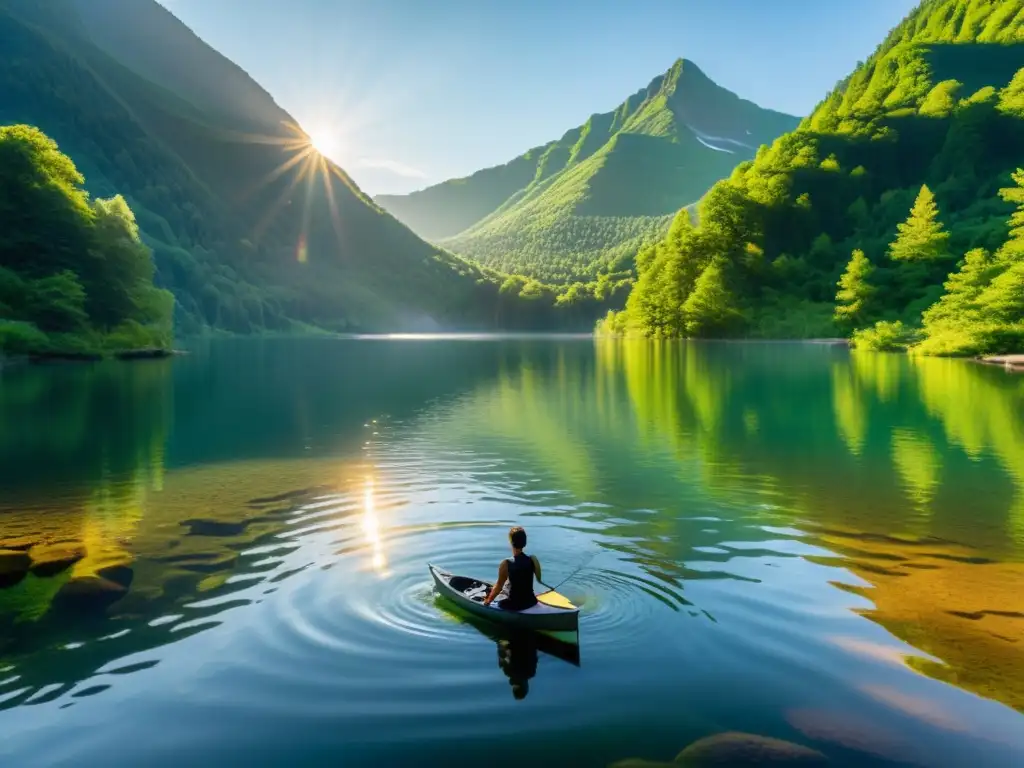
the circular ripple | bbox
[221,484,687,720]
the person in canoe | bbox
[483,526,541,611]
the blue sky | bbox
[159,0,919,196]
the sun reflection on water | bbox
[362,477,388,576]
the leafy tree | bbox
[87,195,164,329]
[682,261,742,336]
[852,320,918,352]
[888,185,950,262]
[997,68,1024,117]
[847,197,871,231]
[0,125,174,354]
[834,249,876,328]
[0,125,93,277]
[820,154,841,172]
[25,271,89,333]
[625,248,687,337]
[809,233,836,268]
[919,79,962,117]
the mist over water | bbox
[1,338,1022,767]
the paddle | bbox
[536,549,601,594]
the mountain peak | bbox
[377,59,800,282]
[638,58,710,101]
[669,58,708,77]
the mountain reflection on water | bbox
[0,337,1022,767]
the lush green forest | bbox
[0,0,610,337]
[600,0,1024,355]
[0,125,173,355]
[4,0,1019,350]
[378,59,798,283]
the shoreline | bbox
[7,336,1018,371]
[977,354,1024,373]
[1,348,188,369]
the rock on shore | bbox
[980,354,1024,371]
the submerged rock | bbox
[675,732,828,766]
[0,536,38,551]
[183,518,250,537]
[52,576,129,614]
[96,564,134,589]
[29,542,86,577]
[0,549,31,588]
[610,732,829,768]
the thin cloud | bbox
[354,157,428,179]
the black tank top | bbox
[505,553,537,609]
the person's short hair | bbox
[509,526,527,549]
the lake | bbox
[1,337,1022,767]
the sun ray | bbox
[204,120,312,150]
[250,151,319,242]
[294,149,319,263]
[237,145,315,206]
[227,117,364,263]
[320,155,345,250]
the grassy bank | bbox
[0,319,174,363]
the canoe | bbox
[428,563,580,633]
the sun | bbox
[244,120,355,250]
[307,127,340,160]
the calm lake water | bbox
[1,337,1023,767]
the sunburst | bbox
[223,121,354,260]
[306,126,341,161]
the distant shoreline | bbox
[1,348,187,369]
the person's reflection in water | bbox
[496,630,538,700]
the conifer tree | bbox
[975,261,1024,324]
[888,185,950,262]
[834,249,876,328]
[996,169,1024,258]
[920,249,997,328]
[917,169,1024,355]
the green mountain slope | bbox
[0,0,550,334]
[69,0,290,132]
[377,60,799,283]
[603,0,1024,353]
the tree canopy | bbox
[0,125,174,355]
[598,0,1024,355]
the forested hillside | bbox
[0,0,578,335]
[378,60,798,283]
[602,0,1024,355]
[0,125,173,355]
